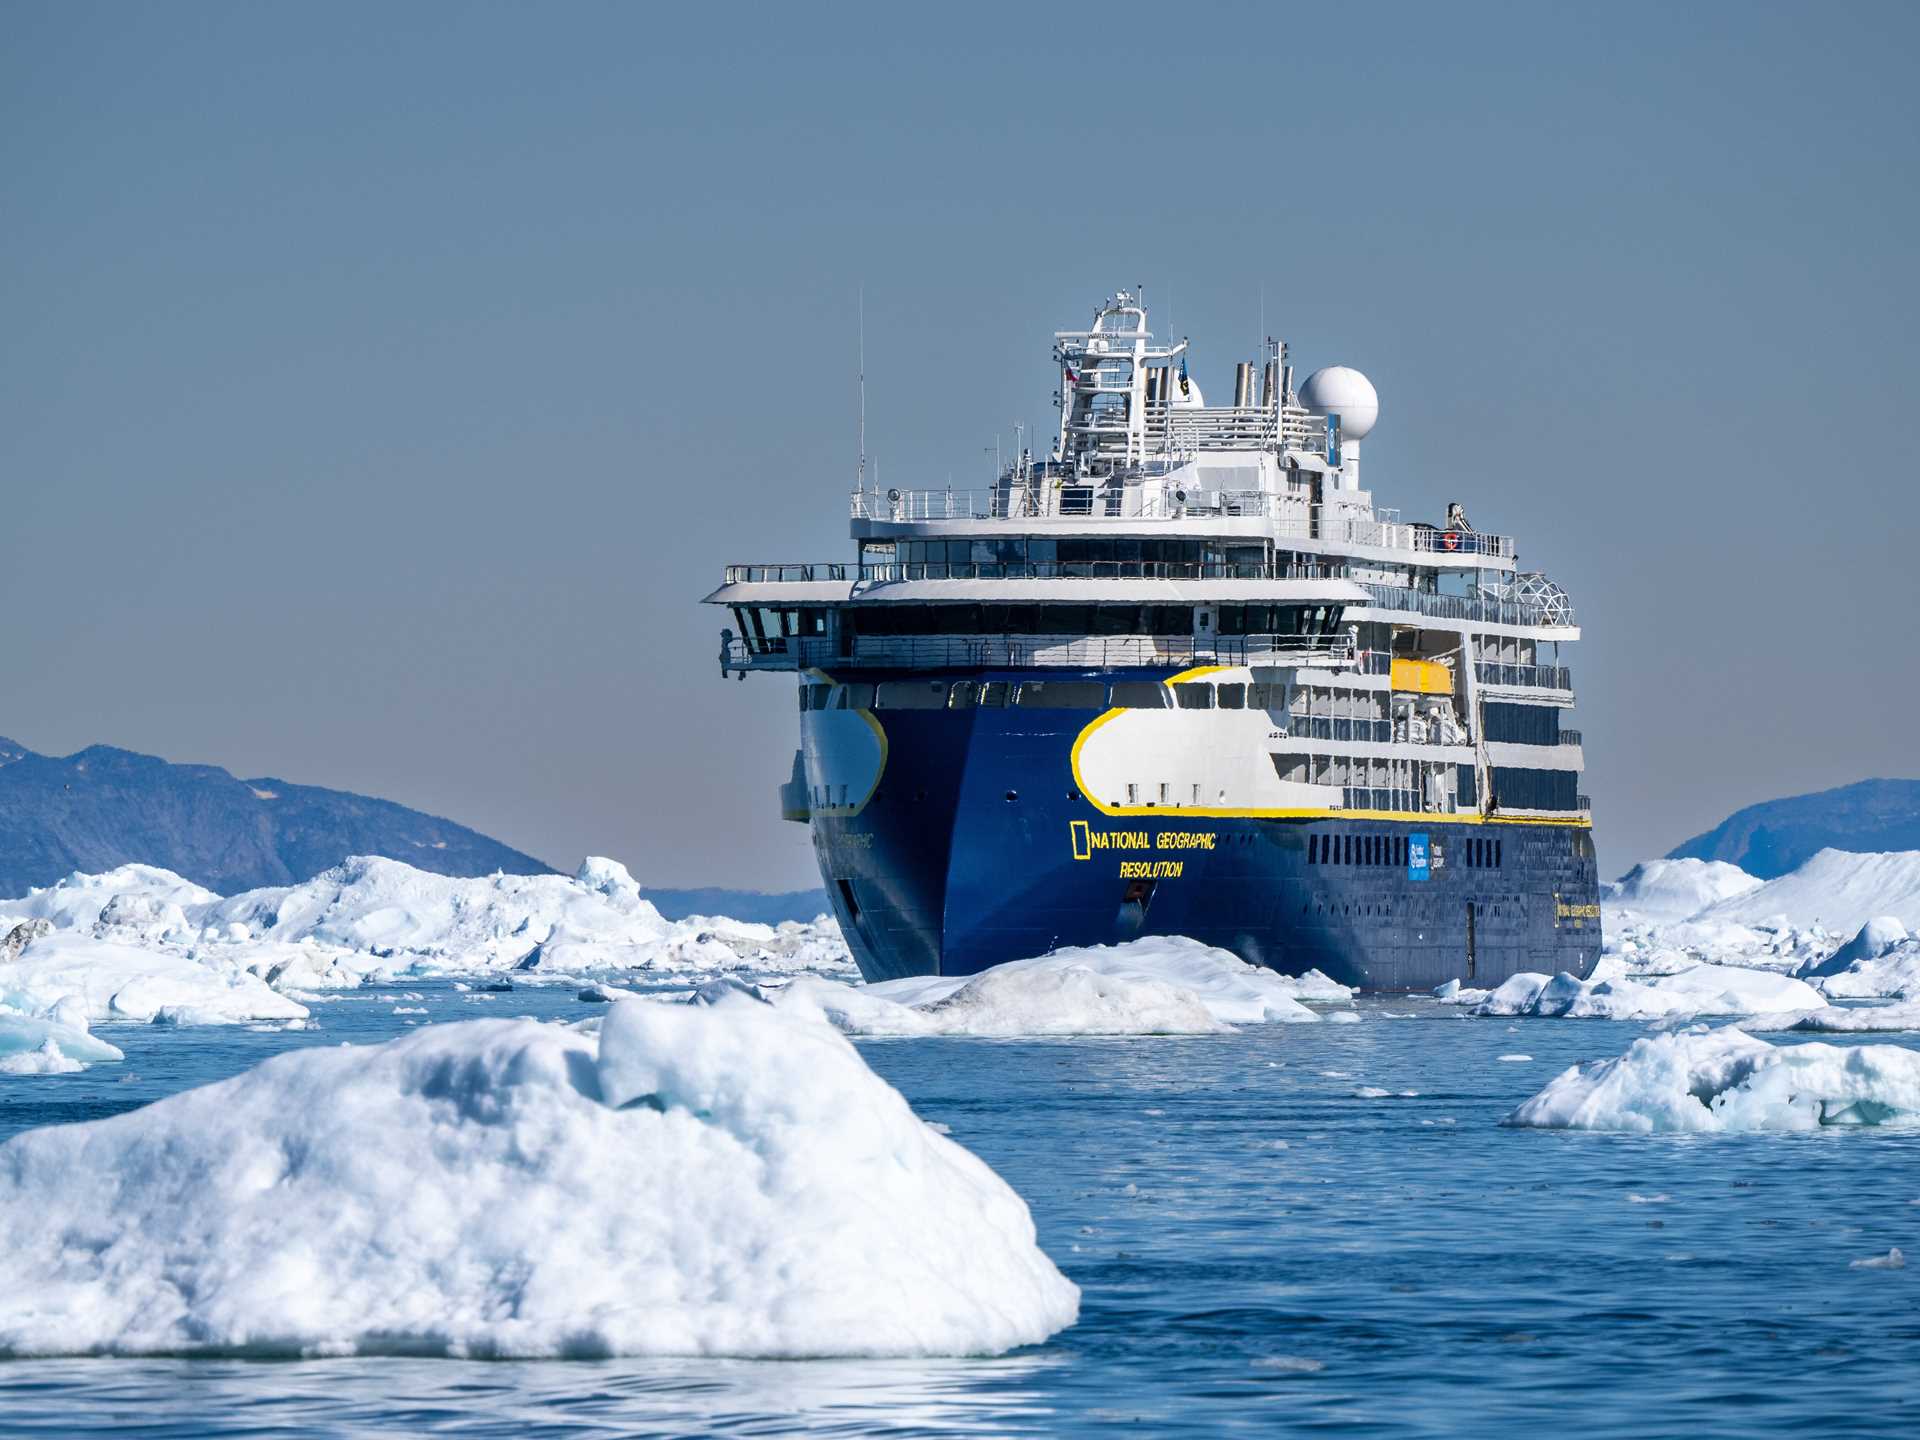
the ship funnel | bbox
[1261,358,1279,409]
[1233,362,1255,409]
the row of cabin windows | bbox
[890,538,1219,568]
[734,607,828,653]
[1488,766,1580,811]
[1481,702,1561,746]
[736,603,1349,646]
[848,604,1201,637]
[798,679,1284,712]
[1307,833,1505,869]
[1309,834,1413,868]
[847,603,1343,638]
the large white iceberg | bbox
[0,933,309,1027]
[1799,918,1920,999]
[0,857,855,1007]
[0,999,1078,1358]
[1604,858,1763,923]
[783,938,1345,1037]
[1442,964,1823,1020]
[1693,849,1920,936]
[1505,1027,1920,1132]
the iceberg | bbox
[1604,858,1763,923]
[0,857,856,1002]
[1,933,308,1026]
[0,1014,124,1075]
[1800,918,1920,999]
[1455,964,1823,1020]
[1505,1028,1920,1132]
[1692,849,1920,936]
[783,938,1343,1037]
[0,998,1078,1358]
[1752,1000,1920,1034]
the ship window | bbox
[876,680,948,709]
[948,681,979,710]
[1111,682,1170,709]
[1016,681,1107,709]
[1173,684,1213,710]
[1308,834,1319,864]
[1271,754,1308,784]
[1496,839,1504,868]
[1216,683,1246,710]
[1096,308,1142,334]
[836,683,874,710]
[976,682,1009,708]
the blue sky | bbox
[4,1,1915,886]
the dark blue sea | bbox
[1,986,1915,1437]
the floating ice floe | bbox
[1439,964,1824,1021]
[1,933,308,1027]
[1743,999,1920,1034]
[0,1013,124,1075]
[1504,1027,1920,1132]
[1604,858,1764,924]
[781,938,1347,1037]
[0,998,1078,1358]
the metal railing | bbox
[1475,661,1573,690]
[1359,582,1572,628]
[846,489,1516,559]
[723,632,1356,673]
[725,559,1350,585]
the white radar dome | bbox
[1298,366,1378,441]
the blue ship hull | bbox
[804,670,1601,992]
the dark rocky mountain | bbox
[1667,778,1920,879]
[0,736,555,898]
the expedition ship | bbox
[704,291,1599,990]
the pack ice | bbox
[782,938,1351,1037]
[0,997,1078,1358]
[1600,850,1920,997]
[0,858,854,1046]
[1505,1027,1920,1132]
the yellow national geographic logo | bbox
[1070,820,1091,861]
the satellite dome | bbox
[1298,366,1378,441]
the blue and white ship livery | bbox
[705,291,1599,990]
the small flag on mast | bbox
[1177,353,1190,398]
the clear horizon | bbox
[5,0,1916,888]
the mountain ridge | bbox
[0,736,556,898]
[1666,778,1920,879]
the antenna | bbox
[855,286,867,492]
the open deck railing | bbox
[1358,582,1573,628]
[1475,660,1573,691]
[847,488,1514,559]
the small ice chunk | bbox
[1850,1248,1905,1270]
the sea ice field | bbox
[1,854,1918,1436]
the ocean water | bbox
[2,985,1916,1437]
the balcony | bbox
[1475,661,1573,691]
[1358,582,1573,629]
